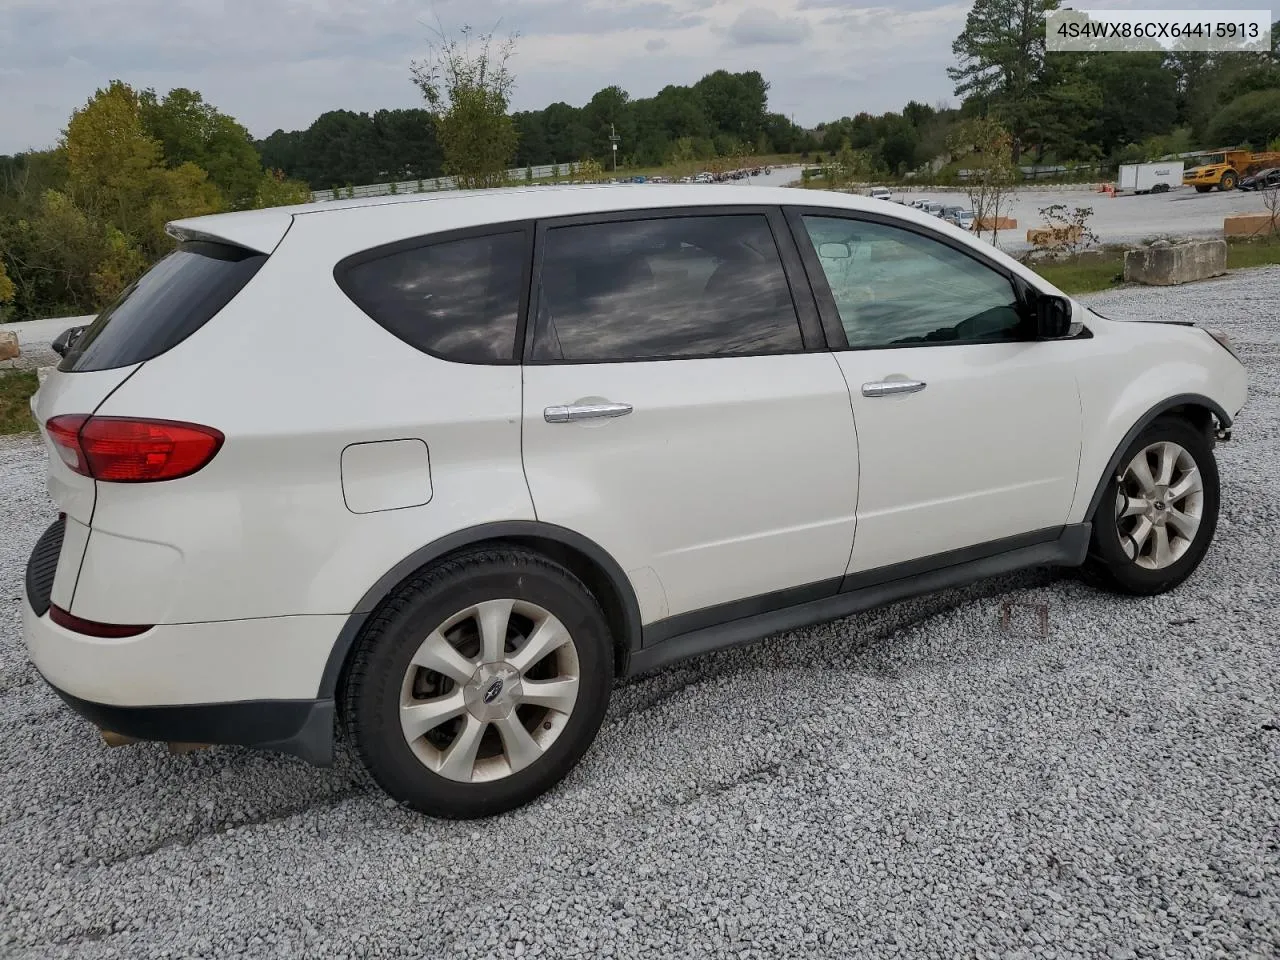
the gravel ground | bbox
[2,269,1278,959]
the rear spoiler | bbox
[165,210,296,255]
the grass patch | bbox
[0,370,39,435]
[1227,235,1280,270]
[1034,255,1126,294]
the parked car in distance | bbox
[919,200,944,216]
[955,209,976,231]
[24,184,1247,819]
[868,187,892,201]
[1240,167,1280,191]
[941,205,966,224]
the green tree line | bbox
[1,81,310,321]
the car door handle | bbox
[862,380,927,398]
[544,402,634,423]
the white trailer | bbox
[1118,161,1183,194]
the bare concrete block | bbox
[1224,213,1275,239]
[1123,239,1228,286]
[0,330,18,361]
[1027,225,1084,248]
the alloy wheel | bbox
[1115,441,1204,570]
[399,599,581,783]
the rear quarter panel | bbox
[77,217,533,625]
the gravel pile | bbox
[1,270,1278,959]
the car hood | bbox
[1088,307,1195,326]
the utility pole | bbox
[608,123,621,172]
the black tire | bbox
[1195,186,1212,193]
[1219,171,1237,191]
[1081,416,1219,596]
[341,546,614,818]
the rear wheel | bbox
[1082,417,1219,595]
[1219,171,1238,191]
[341,547,613,818]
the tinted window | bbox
[339,232,526,363]
[531,215,802,362]
[61,241,267,373]
[801,216,1026,348]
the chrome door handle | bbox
[862,380,927,398]
[544,402,634,423]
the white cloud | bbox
[724,8,813,45]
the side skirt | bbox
[626,523,1090,678]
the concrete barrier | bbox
[1224,213,1276,239]
[1123,239,1228,286]
[1027,225,1084,247]
[0,330,18,362]
[975,216,1018,231]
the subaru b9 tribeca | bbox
[23,185,1247,818]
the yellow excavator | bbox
[1183,148,1280,192]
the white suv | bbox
[23,185,1247,818]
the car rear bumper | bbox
[42,680,335,765]
[22,583,343,765]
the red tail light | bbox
[49,604,151,638]
[45,416,224,482]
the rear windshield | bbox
[59,240,268,372]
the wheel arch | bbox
[1083,393,1230,522]
[318,521,644,699]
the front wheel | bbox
[1219,171,1238,191]
[341,547,614,818]
[1081,417,1220,595]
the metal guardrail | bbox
[310,162,584,203]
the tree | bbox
[64,81,165,240]
[139,87,263,209]
[254,168,312,208]
[693,70,769,145]
[1081,53,1175,158]
[297,111,382,189]
[1207,89,1280,150]
[411,26,519,190]
[1,189,147,315]
[878,114,920,175]
[371,108,443,181]
[257,129,306,178]
[583,85,632,165]
[949,0,1059,161]
[948,118,1016,244]
[0,259,14,308]
[140,162,222,257]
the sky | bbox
[0,0,1268,154]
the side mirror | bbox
[51,325,86,358]
[1034,295,1073,339]
[818,242,852,259]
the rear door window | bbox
[60,241,268,373]
[336,231,528,364]
[530,214,803,362]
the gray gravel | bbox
[2,269,1278,959]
